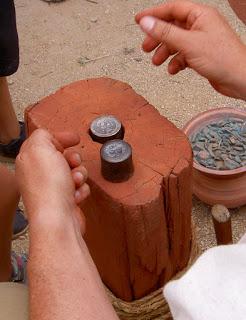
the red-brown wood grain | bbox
[25,78,193,301]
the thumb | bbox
[139,16,188,51]
[53,132,80,150]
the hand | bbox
[16,129,90,235]
[135,0,246,100]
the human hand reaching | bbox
[135,0,246,100]
[16,129,90,235]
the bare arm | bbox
[16,129,119,320]
[28,213,119,320]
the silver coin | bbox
[90,115,121,138]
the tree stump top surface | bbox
[26,78,192,205]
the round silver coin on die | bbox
[90,115,123,143]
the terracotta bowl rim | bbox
[183,107,246,176]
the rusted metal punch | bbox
[100,139,134,182]
[90,115,123,143]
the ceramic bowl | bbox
[183,107,246,208]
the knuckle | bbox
[15,151,26,166]
[33,128,50,139]
[16,140,28,160]
[81,166,88,177]
[160,23,173,43]
[16,153,21,165]
[84,183,90,194]
[206,6,218,16]
[33,128,44,135]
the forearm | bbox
[229,43,246,101]
[28,211,119,320]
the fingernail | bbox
[73,171,83,181]
[75,190,81,202]
[140,16,156,33]
[74,153,81,164]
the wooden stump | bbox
[25,78,193,302]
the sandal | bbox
[12,208,28,240]
[11,251,28,283]
[0,121,26,158]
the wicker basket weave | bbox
[106,227,200,320]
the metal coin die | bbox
[100,139,134,182]
[89,115,123,143]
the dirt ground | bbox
[5,0,246,255]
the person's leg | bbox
[0,165,19,281]
[0,0,22,145]
[0,77,20,144]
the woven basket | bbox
[106,227,200,320]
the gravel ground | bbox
[4,0,246,255]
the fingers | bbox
[70,160,90,204]
[53,132,80,149]
[22,129,80,154]
[64,149,82,168]
[135,0,200,24]
[72,166,88,188]
[61,145,90,204]
[142,35,160,52]
[139,16,189,52]
[142,29,179,67]
[21,128,90,205]
[75,184,90,204]
[18,129,56,159]
[21,128,52,149]
[152,43,178,66]
[168,52,187,74]
[50,137,64,153]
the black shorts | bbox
[0,0,19,77]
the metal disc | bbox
[90,115,122,143]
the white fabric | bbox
[164,235,246,320]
